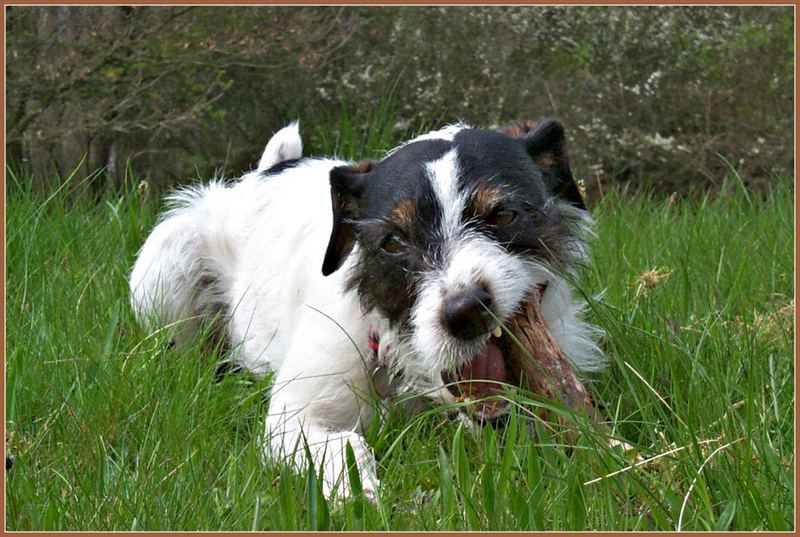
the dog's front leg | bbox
[266,410,379,502]
[263,334,379,501]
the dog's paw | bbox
[351,442,380,504]
[361,479,379,504]
[320,432,380,504]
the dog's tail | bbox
[257,120,302,172]
[130,122,301,345]
[130,181,238,347]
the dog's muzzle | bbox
[441,283,550,424]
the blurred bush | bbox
[6,6,793,197]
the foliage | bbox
[6,6,793,196]
[337,7,793,195]
[6,6,357,193]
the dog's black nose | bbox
[443,284,495,340]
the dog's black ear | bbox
[499,119,585,210]
[322,161,376,276]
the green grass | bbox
[5,155,794,530]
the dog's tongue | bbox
[457,340,508,397]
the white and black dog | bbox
[129,119,603,500]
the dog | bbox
[129,118,603,501]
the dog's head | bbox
[322,119,591,409]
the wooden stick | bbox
[506,287,602,437]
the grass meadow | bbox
[5,133,795,530]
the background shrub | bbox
[6,6,793,197]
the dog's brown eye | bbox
[381,234,407,255]
[490,209,517,226]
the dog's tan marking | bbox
[472,185,505,216]
[498,121,559,174]
[390,198,416,229]
[341,193,359,214]
[497,120,542,139]
[535,150,555,169]
[348,160,377,174]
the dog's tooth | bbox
[493,326,503,338]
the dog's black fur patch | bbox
[260,158,302,177]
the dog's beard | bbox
[392,252,555,404]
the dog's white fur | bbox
[130,123,603,500]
